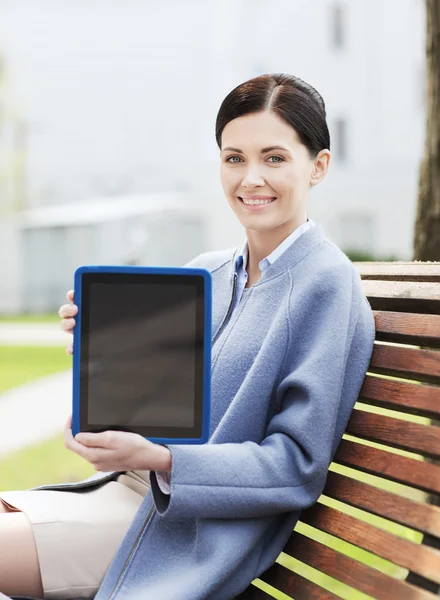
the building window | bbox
[334,118,348,163]
[330,3,345,49]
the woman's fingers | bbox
[64,417,88,458]
[60,317,76,332]
[64,418,111,469]
[75,430,116,449]
[59,291,77,352]
[58,303,78,319]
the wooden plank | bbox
[259,563,342,600]
[354,262,440,281]
[359,375,440,419]
[346,409,440,459]
[362,281,440,314]
[363,280,440,300]
[368,344,440,384]
[334,439,440,495]
[373,311,440,348]
[301,504,440,584]
[285,533,438,600]
[324,471,440,537]
[234,585,275,600]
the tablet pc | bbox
[72,265,212,444]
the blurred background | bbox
[0,2,437,596]
[0,0,427,314]
[0,0,430,475]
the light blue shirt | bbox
[233,217,316,312]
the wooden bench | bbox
[237,261,440,600]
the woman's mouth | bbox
[238,196,276,210]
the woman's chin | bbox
[228,205,280,232]
[240,219,278,232]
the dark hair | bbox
[215,73,330,158]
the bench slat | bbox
[334,439,440,494]
[346,409,440,459]
[373,311,440,348]
[235,565,342,600]
[363,281,440,314]
[301,504,440,584]
[234,585,275,599]
[364,280,440,299]
[324,471,440,537]
[369,344,440,384]
[259,563,341,600]
[355,262,440,281]
[284,534,439,600]
[360,375,440,419]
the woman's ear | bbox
[310,149,331,187]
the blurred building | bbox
[0,193,206,313]
[0,0,426,312]
[0,50,24,215]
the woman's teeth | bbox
[240,197,275,206]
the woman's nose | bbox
[241,166,265,187]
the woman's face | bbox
[220,110,326,234]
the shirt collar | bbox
[234,217,315,273]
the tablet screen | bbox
[79,272,205,439]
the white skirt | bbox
[0,471,150,600]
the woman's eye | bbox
[225,155,285,164]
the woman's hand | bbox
[58,290,77,355]
[64,415,172,473]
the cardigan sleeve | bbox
[149,265,375,519]
[156,471,171,494]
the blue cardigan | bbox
[156,217,316,494]
[6,222,376,600]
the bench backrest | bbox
[239,261,440,600]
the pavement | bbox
[0,370,71,456]
[0,322,67,346]
[0,323,71,457]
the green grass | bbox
[0,434,94,491]
[0,344,85,490]
[0,313,59,323]
[0,346,71,394]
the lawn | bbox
[0,344,94,490]
[0,433,94,491]
[0,346,71,394]
[0,313,59,324]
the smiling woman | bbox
[0,74,375,600]
[217,75,331,285]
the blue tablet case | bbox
[72,265,212,444]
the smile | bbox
[238,196,276,207]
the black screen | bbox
[80,273,205,438]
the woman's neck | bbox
[245,215,308,276]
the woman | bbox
[0,73,376,600]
